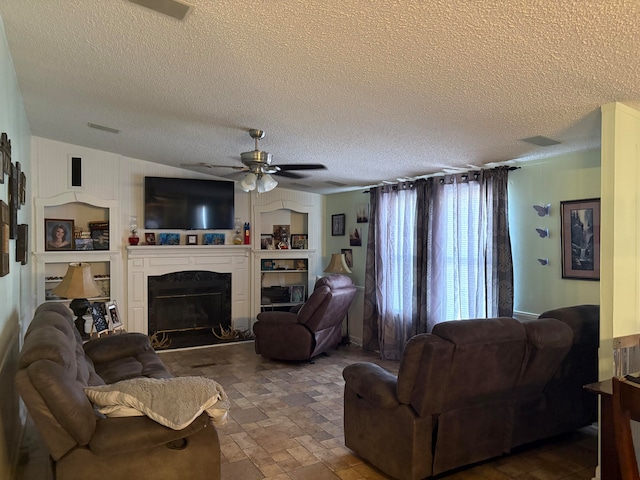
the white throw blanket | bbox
[85,376,229,430]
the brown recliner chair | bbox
[253,274,356,361]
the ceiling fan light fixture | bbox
[257,173,278,193]
[240,172,257,192]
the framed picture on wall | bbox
[186,234,198,245]
[341,248,353,268]
[560,198,600,280]
[45,219,74,251]
[331,214,345,236]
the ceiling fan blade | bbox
[273,170,306,179]
[274,163,327,171]
[181,162,246,170]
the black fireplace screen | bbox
[148,271,231,335]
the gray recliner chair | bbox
[253,274,356,361]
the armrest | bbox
[84,333,152,364]
[255,311,299,325]
[89,413,210,456]
[343,362,400,408]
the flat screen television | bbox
[144,176,235,230]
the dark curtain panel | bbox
[485,167,514,316]
[413,178,432,335]
[362,187,380,352]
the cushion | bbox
[84,376,229,430]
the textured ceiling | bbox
[0,0,639,194]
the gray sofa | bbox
[16,302,221,480]
[343,305,599,480]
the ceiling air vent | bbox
[87,123,120,134]
[520,136,561,147]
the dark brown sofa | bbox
[343,305,599,480]
[253,274,356,361]
[16,303,221,480]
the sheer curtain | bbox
[363,168,513,358]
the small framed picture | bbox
[291,234,308,249]
[45,218,74,251]
[261,259,275,271]
[106,300,123,329]
[90,302,109,333]
[341,248,353,268]
[350,227,362,246]
[332,214,345,236]
[186,234,198,245]
[290,285,306,303]
[203,233,225,245]
[560,198,600,280]
[145,232,156,245]
[158,233,180,245]
[260,234,274,250]
[357,204,369,223]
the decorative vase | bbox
[128,233,140,245]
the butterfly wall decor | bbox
[533,204,551,217]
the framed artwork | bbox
[273,225,290,248]
[261,259,275,271]
[295,259,308,270]
[91,228,109,250]
[203,233,225,245]
[90,302,109,333]
[357,203,369,223]
[74,238,93,251]
[560,198,600,280]
[0,132,10,182]
[8,162,18,238]
[16,223,28,265]
[186,233,198,245]
[332,214,345,236]
[260,234,274,250]
[291,234,308,249]
[158,233,180,245]
[0,201,9,276]
[349,227,362,246]
[290,285,306,303]
[106,300,123,329]
[341,248,353,268]
[145,232,156,245]
[45,219,74,251]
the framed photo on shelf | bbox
[260,234,274,250]
[331,214,345,236]
[291,234,308,249]
[90,302,109,334]
[158,233,180,245]
[290,285,306,303]
[560,198,600,280]
[261,259,275,271]
[45,218,74,251]
[106,300,123,329]
[203,233,225,245]
[186,234,198,245]
[145,232,156,245]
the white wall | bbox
[0,14,32,479]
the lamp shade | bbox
[240,172,257,192]
[257,173,278,193]
[323,253,352,274]
[52,262,101,299]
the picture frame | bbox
[341,248,353,268]
[357,203,370,223]
[106,300,123,329]
[261,259,275,271]
[16,223,28,265]
[260,234,274,250]
[0,132,10,182]
[295,259,308,270]
[290,284,306,303]
[273,224,290,248]
[186,233,198,245]
[560,198,600,280]
[158,233,180,245]
[291,234,308,249]
[89,302,109,333]
[9,162,18,239]
[74,238,93,251]
[332,214,345,236]
[203,233,225,245]
[349,227,362,246]
[145,232,156,245]
[0,201,9,276]
[45,218,74,251]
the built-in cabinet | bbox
[33,193,123,322]
[250,198,320,319]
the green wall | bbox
[324,190,369,287]
[509,150,601,315]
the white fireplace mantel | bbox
[126,245,251,334]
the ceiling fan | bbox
[183,129,327,192]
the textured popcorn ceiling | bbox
[0,0,639,193]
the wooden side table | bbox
[584,378,619,480]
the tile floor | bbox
[16,341,598,479]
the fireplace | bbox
[148,270,231,349]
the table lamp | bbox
[52,262,101,339]
[323,253,352,274]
